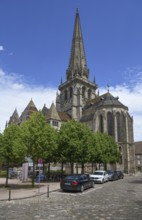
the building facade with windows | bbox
[8,9,135,174]
[135,141,142,172]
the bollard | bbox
[8,188,11,201]
[47,184,49,198]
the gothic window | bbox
[107,112,114,137]
[122,113,126,142]
[65,90,67,101]
[82,86,85,98]
[99,115,104,133]
[88,89,91,99]
[116,112,121,142]
[119,146,122,164]
[69,87,73,98]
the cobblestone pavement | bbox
[0,174,142,220]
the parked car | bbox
[35,174,46,182]
[90,170,109,183]
[106,170,119,181]
[60,174,95,192]
[8,170,17,179]
[116,171,124,179]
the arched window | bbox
[88,89,91,99]
[107,112,114,137]
[119,146,122,164]
[116,112,121,141]
[122,113,126,142]
[99,115,104,133]
[82,86,86,98]
[69,87,73,98]
[65,90,67,101]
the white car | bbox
[90,170,109,183]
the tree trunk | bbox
[81,162,84,174]
[76,163,78,174]
[104,163,107,170]
[32,161,35,188]
[91,162,94,173]
[5,162,9,187]
[71,163,74,174]
[61,162,64,178]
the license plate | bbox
[65,183,71,185]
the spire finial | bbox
[93,75,96,84]
[107,84,110,93]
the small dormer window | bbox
[52,121,58,127]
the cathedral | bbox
[8,9,135,174]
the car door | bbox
[104,172,108,182]
[81,175,88,189]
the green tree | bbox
[92,132,120,170]
[58,120,94,174]
[21,111,57,186]
[1,123,27,186]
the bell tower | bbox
[56,9,97,120]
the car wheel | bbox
[80,185,84,192]
[101,179,104,184]
[92,181,95,188]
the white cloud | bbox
[0,45,4,51]
[0,67,141,142]
[0,68,56,132]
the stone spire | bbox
[46,102,60,121]
[66,8,89,81]
[8,109,19,125]
[19,99,38,123]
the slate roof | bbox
[41,104,49,117]
[19,99,38,123]
[58,112,72,122]
[80,114,94,122]
[135,141,142,155]
[84,92,128,111]
[8,109,19,124]
[46,103,61,121]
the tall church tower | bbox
[56,9,97,120]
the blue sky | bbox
[0,0,142,141]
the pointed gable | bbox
[47,102,61,121]
[8,109,19,125]
[19,99,38,123]
[41,104,49,117]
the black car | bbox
[116,171,124,179]
[60,174,95,192]
[107,170,119,181]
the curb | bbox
[0,188,60,202]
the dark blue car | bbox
[35,174,46,182]
[60,174,95,192]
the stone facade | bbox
[135,141,142,172]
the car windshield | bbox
[107,171,113,174]
[65,176,80,180]
[94,172,103,175]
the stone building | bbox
[135,141,142,172]
[8,9,135,173]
